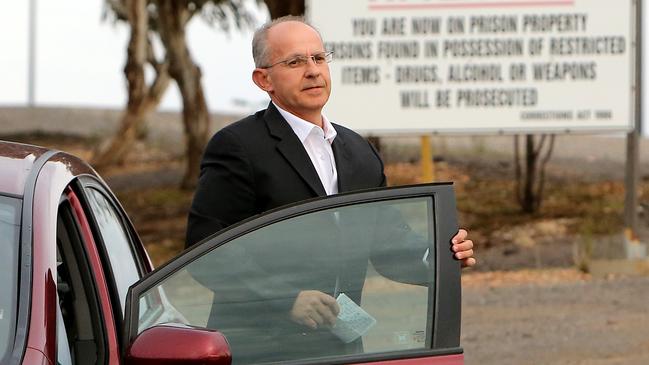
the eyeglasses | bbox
[262,51,334,69]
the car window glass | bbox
[56,297,73,365]
[0,196,21,361]
[85,188,140,313]
[136,197,435,364]
[0,196,20,363]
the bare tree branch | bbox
[146,34,162,67]
[105,0,129,21]
[533,134,547,157]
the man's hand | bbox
[290,290,340,330]
[452,229,476,268]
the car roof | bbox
[0,140,97,197]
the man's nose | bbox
[304,57,321,77]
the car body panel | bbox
[23,152,94,362]
[22,348,50,365]
[11,149,61,365]
[9,143,126,365]
[125,325,232,364]
[26,157,70,363]
[359,354,464,365]
[0,142,48,197]
[67,188,121,364]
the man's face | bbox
[257,21,331,123]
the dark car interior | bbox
[56,199,106,365]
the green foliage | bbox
[104,0,263,32]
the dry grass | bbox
[386,160,628,250]
[111,160,635,267]
[115,187,193,267]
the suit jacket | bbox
[185,103,427,363]
[186,102,386,248]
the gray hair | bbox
[252,15,322,68]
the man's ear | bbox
[252,69,273,92]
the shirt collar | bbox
[273,102,337,144]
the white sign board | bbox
[306,0,635,134]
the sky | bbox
[0,0,270,114]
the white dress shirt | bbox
[274,103,339,196]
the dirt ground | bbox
[462,270,649,364]
[3,127,649,364]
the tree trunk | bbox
[522,135,537,212]
[514,134,555,213]
[156,0,210,190]
[264,0,305,19]
[93,0,170,168]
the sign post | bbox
[420,136,435,182]
[623,0,644,259]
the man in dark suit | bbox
[186,15,474,362]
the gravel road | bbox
[461,270,649,365]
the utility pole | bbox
[623,0,644,256]
[27,0,37,106]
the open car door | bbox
[122,183,463,365]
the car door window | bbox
[56,297,73,365]
[129,184,460,365]
[0,195,20,363]
[85,188,141,313]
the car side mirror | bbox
[124,324,231,365]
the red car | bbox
[0,140,463,365]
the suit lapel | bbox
[264,104,327,197]
[331,125,353,193]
